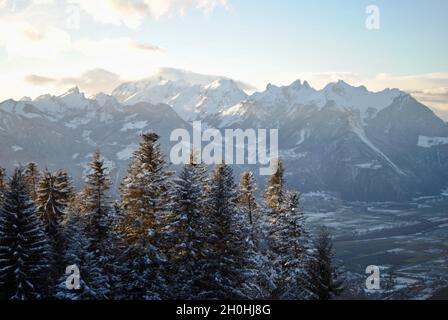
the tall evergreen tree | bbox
[263,161,310,299]
[35,170,69,273]
[269,191,310,299]
[0,166,6,204]
[80,150,111,245]
[117,133,172,299]
[79,150,125,299]
[303,228,344,300]
[24,162,40,201]
[237,171,274,298]
[202,163,257,299]
[238,171,259,226]
[54,170,74,204]
[303,228,343,300]
[263,160,285,211]
[55,203,109,300]
[0,169,51,300]
[165,155,209,299]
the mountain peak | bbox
[66,86,80,95]
[290,79,302,88]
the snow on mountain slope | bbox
[348,114,407,176]
[1,71,448,201]
[113,70,249,121]
[322,81,402,121]
[418,136,448,148]
[215,79,404,127]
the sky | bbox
[1,0,447,119]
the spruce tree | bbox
[79,150,125,299]
[117,133,172,299]
[202,163,257,299]
[263,161,310,299]
[55,203,109,300]
[0,166,6,204]
[24,162,40,201]
[237,171,275,298]
[238,171,258,226]
[165,154,209,299]
[304,228,344,300]
[54,170,74,205]
[263,160,285,211]
[270,191,310,299]
[35,170,69,273]
[80,150,111,246]
[238,171,261,247]
[0,169,51,300]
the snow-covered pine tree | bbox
[35,170,69,275]
[201,163,258,299]
[24,162,40,201]
[0,169,51,300]
[0,166,6,204]
[303,227,344,300]
[272,191,310,299]
[80,150,111,246]
[238,171,259,227]
[54,170,74,205]
[78,150,126,299]
[238,171,260,242]
[55,202,109,300]
[263,161,310,299]
[263,160,285,211]
[237,171,276,299]
[117,132,172,299]
[164,154,209,299]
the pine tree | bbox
[303,227,344,300]
[270,191,310,299]
[263,161,310,299]
[54,170,74,205]
[201,163,257,299]
[238,171,259,226]
[164,155,209,299]
[35,170,69,274]
[263,160,285,211]
[0,166,6,204]
[237,171,275,298]
[80,150,111,246]
[55,203,109,300]
[24,162,40,201]
[79,150,126,299]
[117,133,172,299]
[0,169,51,300]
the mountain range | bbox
[1,68,448,201]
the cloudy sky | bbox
[1,0,447,119]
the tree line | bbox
[0,133,343,300]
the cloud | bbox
[25,69,123,95]
[25,74,57,85]
[69,0,229,28]
[0,20,72,58]
[73,37,165,65]
[131,41,164,52]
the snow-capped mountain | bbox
[112,68,250,121]
[1,69,447,201]
[0,86,188,187]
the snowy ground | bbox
[302,192,448,300]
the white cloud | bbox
[0,20,72,59]
[69,0,229,28]
[25,68,123,95]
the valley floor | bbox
[302,192,448,300]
